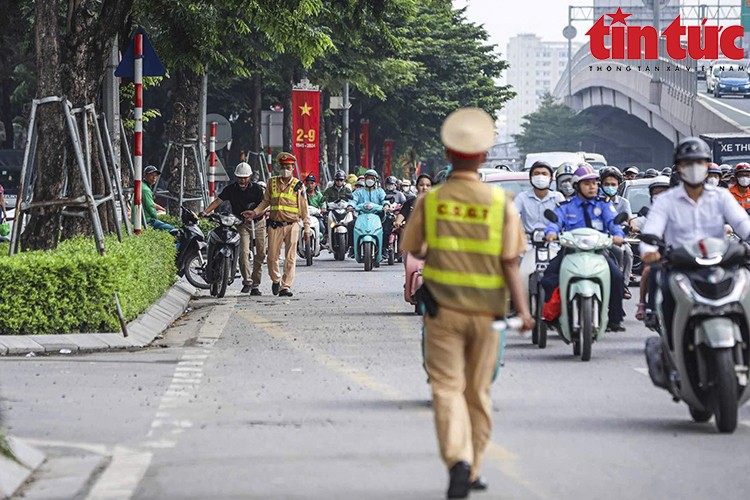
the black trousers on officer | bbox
[541,250,625,325]
[646,265,675,335]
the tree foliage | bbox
[513,93,594,156]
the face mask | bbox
[365,179,376,188]
[602,186,618,197]
[531,175,551,190]
[706,177,720,187]
[738,176,750,187]
[560,181,574,196]
[680,163,708,186]
[282,168,293,178]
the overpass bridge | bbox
[552,40,750,169]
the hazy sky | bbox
[453,0,587,56]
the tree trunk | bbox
[249,72,262,175]
[20,0,65,251]
[166,68,202,214]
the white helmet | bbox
[234,162,253,178]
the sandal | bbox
[636,302,646,321]
[623,287,632,300]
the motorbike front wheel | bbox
[305,239,313,266]
[689,406,713,423]
[185,250,210,290]
[535,290,547,349]
[216,255,231,298]
[711,348,739,433]
[363,241,373,272]
[335,233,347,261]
[530,294,539,345]
[388,243,395,265]
[580,296,593,362]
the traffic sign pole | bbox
[209,121,217,202]
[133,33,143,235]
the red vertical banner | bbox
[359,120,369,169]
[383,139,393,178]
[292,88,320,180]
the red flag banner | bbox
[383,139,393,178]
[292,88,321,180]
[359,120,370,169]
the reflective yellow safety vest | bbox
[270,177,300,222]
[422,185,507,315]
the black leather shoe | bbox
[272,282,280,295]
[241,285,251,293]
[447,461,471,499]
[607,322,626,332]
[470,477,488,491]
[250,288,262,296]
[279,289,293,297]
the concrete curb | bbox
[0,281,197,357]
[0,436,46,498]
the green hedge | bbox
[0,230,176,335]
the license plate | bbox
[734,87,739,91]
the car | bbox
[480,170,540,196]
[621,178,653,216]
[713,70,750,98]
[706,60,750,93]
[523,152,585,171]
[582,152,607,170]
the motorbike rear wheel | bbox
[335,233,347,261]
[363,242,373,272]
[580,296,593,361]
[216,255,231,298]
[711,348,738,433]
[185,250,210,290]
[530,294,539,345]
[305,239,313,266]
[388,243,395,265]
[536,290,548,349]
[688,406,713,423]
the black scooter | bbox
[205,212,242,298]
[176,206,209,289]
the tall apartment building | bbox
[502,34,581,137]
[593,0,679,27]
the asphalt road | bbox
[2,252,750,499]
[698,80,750,128]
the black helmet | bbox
[599,166,623,184]
[644,168,659,178]
[674,137,711,163]
[529,161,554,177]
[334,170,346,181]
[385,175,398,186]
[660,167,672,176]
[304,174,316,183]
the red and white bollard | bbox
[133,33,144,234]
[209,121,217,202]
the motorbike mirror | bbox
[613,212,629,225]
[638,206,650,217]
[639,234,664,247]
[544,209,558,223]
[531,229,546,243]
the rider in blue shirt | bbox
[347,169,390,258]
[542,164,626,331]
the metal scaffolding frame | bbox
[157,139,209,210]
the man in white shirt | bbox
[640,137,750,332]
[514,161,565,234]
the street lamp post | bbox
[563,7,577,100]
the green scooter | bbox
[544,210,628,361]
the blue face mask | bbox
[602,186,618,197]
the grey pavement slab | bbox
[0,437,46,499]
[0,336,45,355]
[89,333,138,349]
[28,335,80,354]
[67,334,110,351]
[18,452,108,499]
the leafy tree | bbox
[513,93,594,156]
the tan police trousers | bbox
[424,307,499,481]
[238,221,266,288]
[267,222,299,290]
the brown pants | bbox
[267,222,299,290]
[424,307,499,481]
[239,221,266,288]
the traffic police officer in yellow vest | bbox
[402,108,534,499]
[245,152,310,297]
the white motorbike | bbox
[327,200,354,261]
[297,206,322,266]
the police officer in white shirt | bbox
[640,137,750,332]
[514,161,565,233]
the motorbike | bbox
[640,233,750,433]
[176,206,209,290]
[544,209,629,361]
[521,229,556,348]
[205,212,242,298]
[327,199,354,261]
[297,206,322,266]
[385,203,402,265]
[354,201,384,272]
[404,250,425,315]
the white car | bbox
[523,151,585,171]
[706,59,750,93]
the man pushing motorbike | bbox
[542,164,626,332]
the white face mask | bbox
[365,179,376,188]
[706,177,720,187]
[680,163,708,186]
[559,181,575,196]
[531,175,551,190]
[738,176,750,187]
[281,167,293,178]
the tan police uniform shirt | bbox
[256,176,310,229]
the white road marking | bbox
[633,368,649,376]
[86,446,153,500]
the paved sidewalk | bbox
[0,281,196,356]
